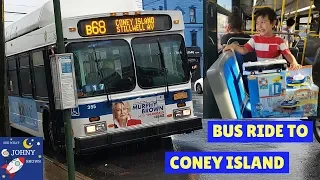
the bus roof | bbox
[5,0,144,42]
[241,0,316,18]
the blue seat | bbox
[225,52,252,118]
[234,52,256,94]
[207,51,252,119]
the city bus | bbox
[5,0,202,154]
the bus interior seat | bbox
[221,37,251,58]
[304,36,320,65]
[234,52,251,94]
[242,51,257,62]
[282,47,299,64]
[305,47,320,66]
[207,51,252,119]
[296,40,305,52]
[297,52,303,64]
[227,37,250,46]
[292,41,298,48]
[294,39,305,64]
[226,37,257,63]
[289,47,299,60]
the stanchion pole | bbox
[52,0,75,179]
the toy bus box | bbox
[243,59,288,76]
[248,72,288,118]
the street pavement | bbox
[44,157,92,180]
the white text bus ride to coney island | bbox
[5,0,202,154]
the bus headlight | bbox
[84,123,106,134]
[173,108,191,118]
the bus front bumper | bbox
[74,117,202,154]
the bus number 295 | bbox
[87,104,97,110]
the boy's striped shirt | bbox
[244,35,290,61]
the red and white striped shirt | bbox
[244,35,291,62]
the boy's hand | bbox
[289,62,302,70]
[223,44,237,52]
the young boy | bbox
[223,7,301,70]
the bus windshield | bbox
[131,34,190,89]
[67,39,136,97]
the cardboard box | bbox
[276,65,318,117]
[286,65,313,89]
[248,72,288,118]
[248,65,319,118]
[273,85,319,117]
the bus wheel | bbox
[43,112,61,153]
[314,119,320,143]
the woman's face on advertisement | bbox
[115,103,129,121]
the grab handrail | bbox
[226,32,301,48]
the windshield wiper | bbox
[157,39,169,98]
[92,47,111,105]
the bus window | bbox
[217,0,232,12]
[216,1,232,49]
[217,13,228,50]
[32,51,48,98]
[67,39,135,97]
[7,57,19,96]
[300,17,311,24]
[246,20,252,31]
[131,34,189,89]
[18,54,32,97]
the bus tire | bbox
[43,111,61,153]
[314,120,320,143]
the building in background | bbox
[135,0,143,10]
[142,0,203,81]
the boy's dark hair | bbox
[228,7,243,31]
[286,17,296,27]
[255,7,277,23]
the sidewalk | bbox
[44,156,92,180]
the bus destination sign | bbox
[77,14,172,37]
